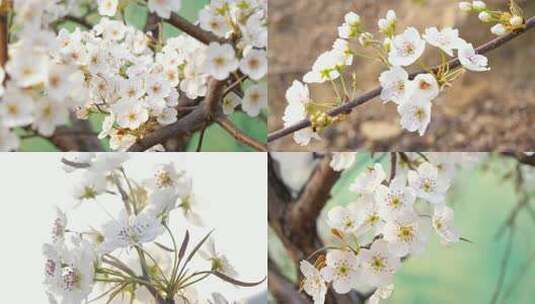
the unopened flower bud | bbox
[478,11,491,22]
[383,37,392,51]
[378,19,388,31]
[458,2,472,12]
[472,1,486,11]
[490,23,507,36]
[358,32,373,47]
[386,10,396,22]
[509,15,523,27]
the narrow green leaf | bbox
[179,230,190,260]
[211,271,266,287]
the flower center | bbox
[371,255,386,272]
[398,224,415,242]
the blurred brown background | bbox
[268,0,535,151]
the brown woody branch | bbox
[50,115,103,151]
[168,13,224,45]
[268,154,341,262]
[286,157,341,257]
[268,16,535,142]
[128,79,224,151]
[0,3,9,67]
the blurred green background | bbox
[269,154,535,303]
[20,0,266,151]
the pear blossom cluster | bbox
[0,0,100,151]
[0,0,268,151]
[282,8,494,146]
[300,152,483,304]
[44,154,250,304]
[459,1,526,36]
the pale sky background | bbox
[0,153,267,303]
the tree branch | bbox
[286,156,341,258]
[49,116,103,151]
[268,16,535,142]
[214,115,267,151]
[0,1,10,67]
[127,79,224,151]
[168,13,224,45]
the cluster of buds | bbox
[459,1,526,35]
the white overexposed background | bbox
[0,153,267,303]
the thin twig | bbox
[215,116,267,151]
[389,152,397,182]
[268,17,535,142]
[490,227,515,304]
[196,127,206,152]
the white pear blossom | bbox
[379,66,409,104]
[388,27,426,66]
[320,250,360,294]
[330,152,357,171]
[0,90,34,127]
[199,9,232,38]
[458,42,490,72]
[199,239,238,277]
[242,83,267,117]
[100,211,164,254]
[397,97,432,136]
[46,241,96,304]
[148,0,182,19]
[73,172,107,201]
[368,284,394,304]
[300,261,327,304]
[354,195,384,236]
[303,50,344,83]
[350,163,386,194]
[432,204,460,245]
[332,39,353,66]
[423,27,466,56]
[375,176,416,221]
[407,73,440,100]
[359,240,401,287]
[97,0,118,16]
[283,80,320,146]
[204,42,239,80]
[0,126,19,151]
[33,99,69,136]
[408,162,450,204]
[327,205,360,234]
[147,189,180,217]
[239,49,267,80]
[112,100,150,130]
[382,214,431,257]
[222,92,241,115]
